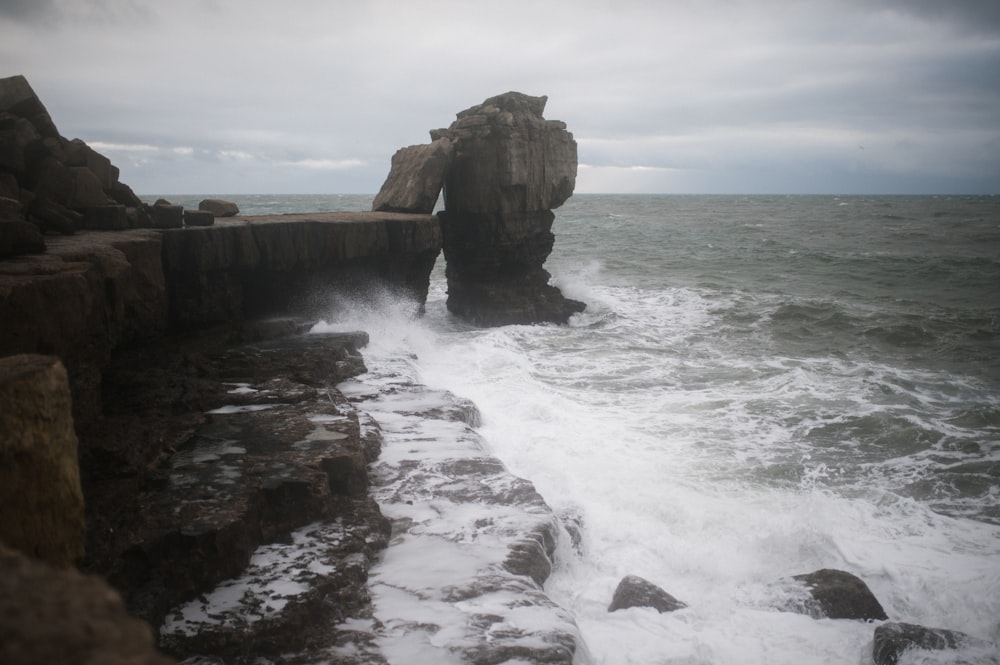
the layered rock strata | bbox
[373,91,585,326]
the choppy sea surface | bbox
[159,193,1000,663]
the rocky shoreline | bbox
[3,75,994,664]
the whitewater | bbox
[186,193,1000,663]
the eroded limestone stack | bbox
[373,91,585,325]
[436,92,585,325]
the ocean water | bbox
[167,193,1000,663]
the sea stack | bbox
[435,92,585,326]
[373,91,584,326]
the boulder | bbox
[68,165,111,210]
[199,197,239,217]
[608,575,687,613]
[183,208,214,227]
[372,137,453,214]
[436,91,585,325]
[873,622,998,665]
[0,355,85,568]
[785,568,888,621]
[0,219,45,257]
[149,202,183,229]
[0,543,176,665]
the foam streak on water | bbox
[310,194,1000,664]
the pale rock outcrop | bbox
[198,198,239,217]
[372,137,452,214]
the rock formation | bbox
[782,568,888,621]
[437,92,585,325]
[198,198,239,217]
[0,355,85,568]
[373,91,585,326]
[0,74,144,238]
[372,137,452,214]
[0,543,177,665]
[607,575,687,613]
[873,622,998,665]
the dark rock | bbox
[149,203,183,229]
[786,568,888,621]
[0,194,24,220]
[26,197,80,234]
[160,211,441,329]
[0,112,40,176]
[0,355,85,568]
[873,622,999,665]
[0,171,21,199]
[0,74,59,138]
[82,331,389,635]
[199,198,239,217]
[608,575,687,613]
[372,137,452,214]
[65,138,116,189]
[0,544,177,665]
[109,178,143,207]
[183,209,214,226]
[0,219,45,257]
[436,91,585,325]
[82,204,128,230]
[68,165,111,209]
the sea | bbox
[160,193,1000,664]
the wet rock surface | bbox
[782,568,888,621]
[872,622,999,665]
[337,349,584,664]
[75,328,392,660]
[607,575,687,614]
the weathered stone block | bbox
[0,355,85,568]
[372,137,452,214]
[198,198,239,217]
[183,209,214,226]
[150,203,183,229]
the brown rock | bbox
[0,543,176,665]
[199,198,239,217]
[0,74,59,138]
[372,137,453,214]
[0,355,85,568]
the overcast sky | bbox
[3,0,999,195]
